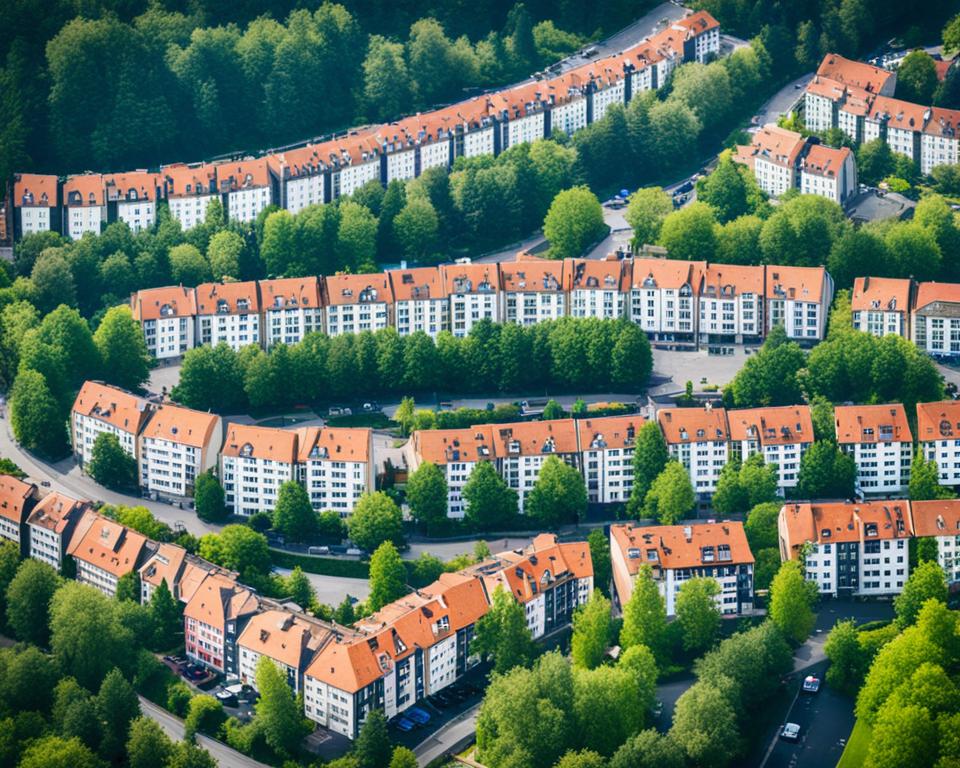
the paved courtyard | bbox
[649,347,749,396]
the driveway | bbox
[752,74,814,127]
[273,565,370,605]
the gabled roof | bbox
[631,258,706,292]
[322,273,392,307]
[924,106,960,138]
[139,542,188,594]
[14,174,57,208]
[412,426,496,465]
[440,263,501,294]
[566,258,629,293]
[72,380,152,436]
[183,572,259,630]
[816,53,894,93]
[657,406,729,444]
[259,276,322,311]
[917,400,960,442]
[780,500,913,548]
[214,159,272,191]
[63,174,104,207]
[851,276,911,313]
[867,95,929,132]
[26,491,89,535]
[222,423,298,463]
[195,281,261,315]
[700,263,764,298]
[834,403,912,444]
[238,609,337,670]
[490,419,579,457]
[0,475,36,526]
[766,266,826,303]
[388,266,447,302]
[499,256,565,293]
[474,534,593,604]
[104,171,161,203]
[161,163,218,198]
[727,405,813,447]
[914,281,960,311]
[577,414,647,451]
[295,426,371,463]
[912,499,960,538]
[131,286,197,322]
[67,511,148,579]
[611,521,754,574]
[734,124,806,170]
[141,404,219,449]
[801,144,852,178]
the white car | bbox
[781,723,801,742]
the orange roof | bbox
[305,633,384,693]
[935,60,954,82]
[178,556,234,605]
[104,171,160,203]
[141,403,219,449]
[727,405,814,446]
[914,282,960,311]
[183,572,259,630]
[412,426,495,465]
[63,174,104,207]
[700,263,764,297]
[477,534,593,604]
[14,174,57,208]
[322,273,391,307]
[440,263,501,294]
[72,381,152,436]
[611,521,754,573]
[780,500,912,549]
[222,423,298,463]
[834,404,912,444]
[132,286,197,322]
[851,277,911,313]
[195,281,261,315]
[566,258,629,292]
[388,266,447,302]
[419,571,490,632]
[0,475,35,526]
[238,610,336,669]
[259,276,322,311]
[805,76,852,102]
[766,266,826,303]
[801,144,852,177]
[26,491,88,534]
[139,542,187,591]
[817,53,894,93]
[735,124,806,170]
[499,257,565,293]
[674,9,720,34]
[924,106,960,138]
[214,158,272,191]
[490,419,579,457]
[631,258,706,291]
[657,406,729,443]
[867,95,928,132]
[917,400,960,442]
[161,163,218,198]
[912,499,960,537]
[577,414,648,451]
[296,426,371,463]
[67,511,148,579]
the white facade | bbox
[506,112,545,148]
[325,301,390,336]
[28,524,65,571]
[768,298,824,341]
[844,440,912,495]
[221,453,296,517]
[264,305,323,349]
[0,515,20,546]
[498,452,579,513]
[924,438,960,486]
[449,292,499,337]
[581,444,634,504]
[300,457,370,516]
[804,537,908,596]
[66,205,105,239]
[394,298,449,338]
[284,175,325,215]
[591,81,626,122]
[75,559,120,598]
[142,315,194,360]
[332,160,380,199]
[197,310,261,351]
[804,92,835,134]
[117,199,156,233]
[72,411,139,466]
[914,316,960,356]
[631,285,697,340]
[852,308,905,337]
[462,126,495,158]
[753,156,796,197]
[661,566,745,616]
[550,96,588,136]
[692,26,720,62]
[420,140,451,172]
[385,147,417,183]
[922,133,960,175]
[303,677,355,739]
[18,206,51,236]
[227,186,273,223]
[168,195,216,231]
[570,287,626,319]
[504,291,565,325]
[698,293,763,341]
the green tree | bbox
[727,326,806,407]
[254,655,305,756]
[272,481,316,542]
[86,432,137,489]
[611,321,653,390]
[769,560,817,644]
[627,422,669,514]
[389,746,419,768]
[571,590,612,670]
[573,666,646,757]
[610,729,685,768]
[32,249,77,313]
[620,565,668,663]
[543,186,607,260]
[168,244,211,286]
[669,680,739,768]
[6,557,60,645]
[675,577,721,654]
[347,492,403,552]
[526,455,587,526]
[199,525,270,578]
[18,736,104,768]
[406,461,448,530]
[658,202,718,262]
[472,584,536,674]
[744,502,781,552]
[895,560,948,629]
[824,618,867,695]
[368,541,408,611]
[626,187,673,248]
[0,539,21,628]
[355,709,392,768]
[1,644,59,713]
[52,677,100,750]
[857,139,895,186]
[96,667,140,761]
[194,471,227,523]
[542,399,565,420]
[116,571,141,603]
[587,529,611,597]
[361,36,412,122]
[797,440,856,499]
[867,701,937,768]
[10,369,67,456]
[697,155,752,222]
[393,198,440,262]
[150,578,181,649]
[463,461,519,531]
[167,741,217,768]
[644,461,695,524]
[183,695,225,741]
[896,50,938,104]
[712,459,748,516]
[207,230,244,281]
[127,717,174,768]
[909,452,954,500]
[93,306,150,391]
[886,222,942,282]
[716,215,764,265]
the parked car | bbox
[780,723,801,742]
[395,717,416,732]
[307,546,331,555]
[801,675,821,694]
[406,707,431,725]
[215,689,238,707]
[362,402,380,412]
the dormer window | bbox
[237,298,249,313]
[217,299,230,314]
[160,304,174,317]
[240,443,254,457]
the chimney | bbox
[684,526,692,542]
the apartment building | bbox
[657,406,729,496]
[238,610,337,694]
[71,380,153,466]
[567,258,629,319]
[851,276,911,338]
[221,424,298,517]
[698,263,765,345]
[407,426,497,519]
[578,415,645,504]
[779,499,912,596]
[863,96,927,163]
[835,404,913,495]
[912,499,960,584]
[25,492,91,572]
[921,107,960,175]
[805,54,896,134]
[131,286,197,360]
[799,144,857,204]
[677,9,720,62]
[68,511,149,598]
[260,276,324,349]
[500,256,567,325]
[629,258,705,348]
[161,163,219,231]
[104,171,161,233]
[0,475,37,552]
[295,427,374,516]
[63,174,106,239]
[441,263,501,336]
[727,405,813,491]
[139,542,187,603]
[184,572,260,674]
[734,125,806,197]
[195,281,262,351]
[323,273,392,336]
[138,404,223,498]
[917,400,960,486]
[491,420,580,512]
[765,265,834,342]
[216,159,275,223]
[13,173,58,238]
[389,267,450,338]
[912,282,960,357]
[610,521,754,616]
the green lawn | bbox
[837,718,872,768]
[326,412,395,429]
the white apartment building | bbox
[259,276,324,349]
[727,405,813,491]
[323,273,392,336]
[237,610,335,694]
[13,174,57,237]
[184,572,260,675]
[63,174,106,239]
[105,171,160,233]
[220,424,298,517]
[765,266,834,342]
[917,400,960,486]
[217,160,275,223]
[799,144,857,204]
[296,427,373,516]
[131,286,197,360]
[441,263,501,336]
[68,511,149,598]
[912,282,960,357]
[567,259,628,319]
[162,163,218,231]
[677,11,721,62]
[491,420,581,513]
[550,91,589,136]
[658,406,729,496]
[389,267,450,338]
[138,404,223,498]
[195,281,262,351]
[578,415,644,504]
[407,427,497,519]
[835,404,913,495]
[921,108,960,175]
[0,475,36,549]
[139,542,187,604]
[851,276,911,338]
[500,257,567,325]
[611,522,755,616]
[71,380,153,467]
[779,500,911,596]
[734,125,805,197]
[25,492,91,572]
[698,263,764,345]
[912,500,960,584]
[630,257,704,348]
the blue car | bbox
[394,717,416,732]
[406,707,431,725]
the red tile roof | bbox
[161,163,218,198]
[834,403,912,444]
[0,475,35,526]
[215,159,273,191]
[296,426,371,463]
[490,419,579,457]
[412,426,496,465]
[388,266,447,302]
[13,174,57,208]
[259,276,322,311]
[914,282,960,311]
[222,423,298,463]
[131,286,197,322]
[727,405,814,446]
[440,263,501,294]
[499,257,565,293]
[72,380,152,436]
[183,572,259,630]
[577,414,647,451]
[322,273,392,307]
[801,144,852,177]
[195,281,261,315]
[657,406,729,444]
[734,124,806,170]
[816,53,894,93]
[912,499,960,537]
[26,492,88,534]
[851,277,911,313]
[611,521,754,574]
[63,174,104,207]
[916,400,960,442]
[780,500,912,548]
[566,258,629,292]
[141,403,219,449]
[766,266,826,303]
[104,171,161,203]
[700,263,764,297]
[631,258,706,291]
[67,511,148,579]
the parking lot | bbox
[162,654,256,721]
[388,672,486,751]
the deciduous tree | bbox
[620,565,668,662]
[676,577,721,654]
[769,560,817,644]
[463,461,518,531]
[526,455,587,526]
[644,460,695,524]
[472,585,536,674]
[571,590,611,669]
[368,541,408,611]
[895,560,948,628]
[273,480,317,542]
[347,492,403,552]
[6,557,61,646]
[87,432,137,489]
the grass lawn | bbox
[837,718,873,768]
[326,412,395,429]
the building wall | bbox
[221,455,296,517]
[28,525,62,570]
[66,205,105,239]
[18,206,52,236]
[842,441,911,495]
[668,440,728,495]
[197,311,261,352]
[325,303,390,336]
[142,316,195,360]
[852,309,905,338]
[285,175,325,214]
[922,135,960,175]
[73,413,138,466]
[169,195,216,232]
[227,186,273,223]
[449,293,499,337]
[264,307,323,349]
[117,200,156,233]
[570,288,626,320]
[394,299,449,338]
[923,439,960,485]
[75,560,119,597]
[582,446,635,504]
[300,458,372,516]
[913,314,960,356]
[504,292,565,325]
[185,617,224,671]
